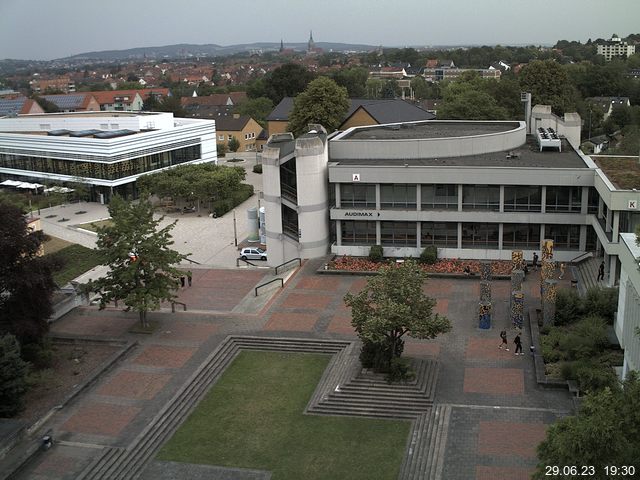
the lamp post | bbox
[233,209,238,247]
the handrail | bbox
[171,301,187,312]
[184,257,202,265]
[237,257,257,267]
[570,251,593,265]
[255,278,283,296]
[275,257,301,275]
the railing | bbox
[255,278,283,296]
[569,251,593,266]
[236,257,257,267]
[184,257,202,265]
[275,257,301,275]
[171,301,187,312]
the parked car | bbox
[240,247,267,261]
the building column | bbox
[612,211,620,242]
[608,254,617,287]
[336,220,342,246]
[581,186,589,215]
[606,208,612,233]
[458,184,463,211]
[416,184,421,212]
[335,183,341,208]
[598,196,604,219]
[541,186,547,213]
[375,184,381,210]
[539,225,545,250]
[579,225,587,251]
[499,186,505,213]
[416,222,421,249]
[376,221,381,245]
[498,223,504,251]
[457,222,462,249]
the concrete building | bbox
[597,34,636,61]
[0,97,44,116]
[41,93,101,112]
[0,111,216,202]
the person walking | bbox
[187,271,192,287]
[514,333,523,355]
[532,253,539,271]
[180,275,186,288]
[499,330,509,351]
[558,262,566,280]
[597,261,605,282]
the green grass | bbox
[158,351,410,480]
[77,219,113,232]
[46,244,104,286]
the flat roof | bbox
[331,136,588,169]
[593,156,640,189]
[341,121,521,140]
[17,111,162,119]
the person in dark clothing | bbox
[180,276,186,288]
[499,330,509,351]
[514,333,523,355]
[187,271,192,287]
[597,261,605,282]
[532,253,539,271]
[463,265,471,275]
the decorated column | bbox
[479,301,492,329]
[543,279,557,326]
[511,250,524,272]
[511,290,525,328]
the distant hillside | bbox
[61,42,379,61]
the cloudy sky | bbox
[0,0,639,60]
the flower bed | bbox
[328,256,512,276]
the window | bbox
[461,223,499,248]
[218,135,224,141]
[588,187,599,214]
[421,222,458,247]
[462,185,500,211]
[421,184,458,210]
[381,221,416,246]
[504,186,541,212]
[502,224,541,248]
[545,224,580,250]
[545,186,582,212]
[340,184,376,208]
[380,184,417,209]
[341,221,377,245]
[228,135,232,140]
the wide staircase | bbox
[77,336,449,480]
[575,256,603,293]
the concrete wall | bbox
[615,233,640,378]
[262,142,287,266]
[2,112,175,132]
[530,105,582,149]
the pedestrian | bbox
[514,333,523,355]
[499,330,509,351]
[558,262,566,280]
[180,275,186,288]
[187,270,192,287]
[597,261,605,282]
[532,252,539,271]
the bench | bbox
[567,379,580,397]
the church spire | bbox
[307,30,315,53]
[279,38,284,53]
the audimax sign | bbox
[344,211,381,217]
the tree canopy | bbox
[0,334,29,417]
[287,76,349,136]
[438,72,510,120]
[0,203,56,345]
[86,197,187,327]
[519,60,580,115]
[533,372,640,478]
[233,96,273,127]
[344,261,451,370]
[252,63,316,104]
[330,67,369,98]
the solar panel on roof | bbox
[43,94,84,110]
[47,129,70,136]
[93,129,136,139]
[69,129,103,137]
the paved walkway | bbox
[9,260,573,480]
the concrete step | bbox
[325,395,431,409]
[310,404,418,419]
[398,412,429,479]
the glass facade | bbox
[282,204,298,239]
[502,223,541,248]
[340,184,376,208]
[421,184,458,210]
[504,186,542,212]
[380,184,417,209]
[279,159,297,202]
[545,224,580,250]
[545,186,582,212]
[462,185,500,211]
[381,221,416,246]
[0,145,201,181]
[461,223,499,248]
[421,222,458,247]
[341,220,376,245]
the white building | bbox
[597,34,636,61]
[0,111,217,202]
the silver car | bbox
[240,247,267,261]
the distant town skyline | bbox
[0,0,639,61]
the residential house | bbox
[581,134,609,154]
[181,92,247,109]
[30,76,76,93]
[597,34,636,61]
[586,96,631,120]
[216,114,263,152]
[41,93,100,112]
[0,97,44,116]
[85,89,170,112]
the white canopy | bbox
[15,182,44,189]
[43,186,74,194]
[0,180,22,186]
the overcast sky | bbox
[0,0,639,60]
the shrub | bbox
[555,288,583,325]
[216,142,228,157]
[253,164,263,174]
[540,327,571,363]
[20,339,54,369]
[584,287,618,324]
[386,357,416,383]
[559,316,609,360]
[210,184,254,217]
[0,334,29,417]
[560,358,618,393]
[419,245,438,265]
[359,338,404,373]
[369,245,384,262]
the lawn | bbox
[76,219,113,232]
[158,351,410,480]
[46,243,104,286]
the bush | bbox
[210,183,254,217]
[359,338,404,373]
[20,339,54,369]
[386,357,416,383]
[560,358,618,394]
[559,316,609,360]
[216,142,228,157]
[253,164,263,174]
[555,288,583,325]
[369,245,384,262]
[419,245,438,265]
[540,327,571,363]
[584,287,618,324]
[0,334,29,417]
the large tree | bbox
[533,373,640,478]
[0,334,29,417]
[331,67,369,98]
[439,74,509,120]
[263,63,316,104]
[86,197,187,328]
[344,261,451,371]
[519,59,580,115]
[233,97,273,127]
[0,203,56,345]
[287,77,349,136]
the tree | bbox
[0,203,56,346]
[0,334,29,417]
[233,97,273,127]
[287,77,349,136]
[439,76,509,120]
[227,136,240,152]
[519,60,580,115]
[263,63,316,104]
[217,142,228,157]
[331,67,369,98]
[32,95,59,113]
[344,261,452,371]
[86,197,187,328]
[533,372,640,478]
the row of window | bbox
[0,145,201,181]
[340,221,587,250]
[338,184,598,213]
[216,132,257,141]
